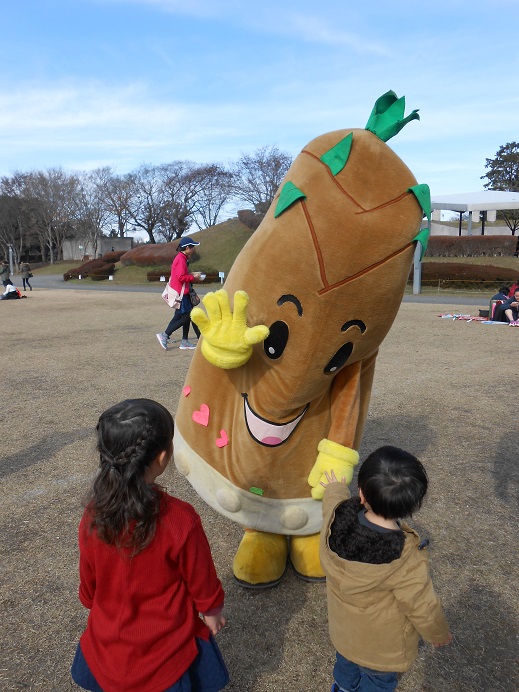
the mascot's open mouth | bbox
[242,393,308,447]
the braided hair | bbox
[86,398,174,554]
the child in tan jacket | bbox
[320,446,451,691]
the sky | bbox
[1,0,517,200]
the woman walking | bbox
[156,237,204,351]
[20,262,32,291]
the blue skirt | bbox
[71,635,229,692]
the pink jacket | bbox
[169,252,195,294]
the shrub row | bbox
[146,270,220,283]
[90,263,116,281]
[237,209,264,230]
[146,267,171,281]
[411,262,518,283]
[98,250,126,263]
[120,243,179,267]
[426,235,519,257]
[64,257,115,281]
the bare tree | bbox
[158,162,196,242]
[0,194,22,265]
[125,164,171,244]
[18,169,82,262]
[0,174,46,264]
[192,164,234,230]
[75,172,112,257]
[231,145,292,215]
[91,167,134,238]
[0,148,291,260]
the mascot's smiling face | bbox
[174,126,425,501]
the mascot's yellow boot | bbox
[233,529,288,588]
[289,534,325,582]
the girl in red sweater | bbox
[71,398,229,692]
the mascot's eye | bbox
[264,321,289,359]
[324,343,353,374]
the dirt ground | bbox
[1,289,517,692]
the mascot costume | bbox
[174,91,431,587]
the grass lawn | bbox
[183,218,255,276]
[31,260,83,275]
[2,291,517,692]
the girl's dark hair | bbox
[86,398,174,553]
[358,445,428,520]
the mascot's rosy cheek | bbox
[174,91,431,587]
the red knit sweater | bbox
[78,491,224,692]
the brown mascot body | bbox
[174,92,431,587]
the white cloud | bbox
[98,0,390,53]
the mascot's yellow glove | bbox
[191,289,269,370]
[308,439,359,500]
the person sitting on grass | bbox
[320,446,451,692]
[0,284,23,300]
[490,285,511,322]
[507,279,519,297]
[502,288,519,326]
[491,285,510,302]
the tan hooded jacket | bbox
[320,483,450,672]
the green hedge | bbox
[90,263,115,281]
[64,258,115,281]
[426,235,518,257]
[146,269,220,282]
[411,262,518,289]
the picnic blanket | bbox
[438,313,487,322]
[438,314,518,325]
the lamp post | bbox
[412,242,422,295]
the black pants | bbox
[165,309,201,340]
[22,278,32,290]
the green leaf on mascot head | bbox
[274,181,307,218]
[413,228,430,260]
[320,132,353,176]
[409,183,431,224]
[409,184,431,260]
[365,90,420,142]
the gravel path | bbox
[21,273,487,305]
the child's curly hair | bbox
[86,398,174,554]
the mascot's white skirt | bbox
[174,427,323,536]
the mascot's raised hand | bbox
[191,289,269,370]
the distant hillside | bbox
[187,218,255,276]
[121,218,254,276]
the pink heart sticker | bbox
[183,386,191,397]
[192,404,209,427]
[216,430,229,448]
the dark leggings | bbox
[22,278,32,290]
[165,310,201,340]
